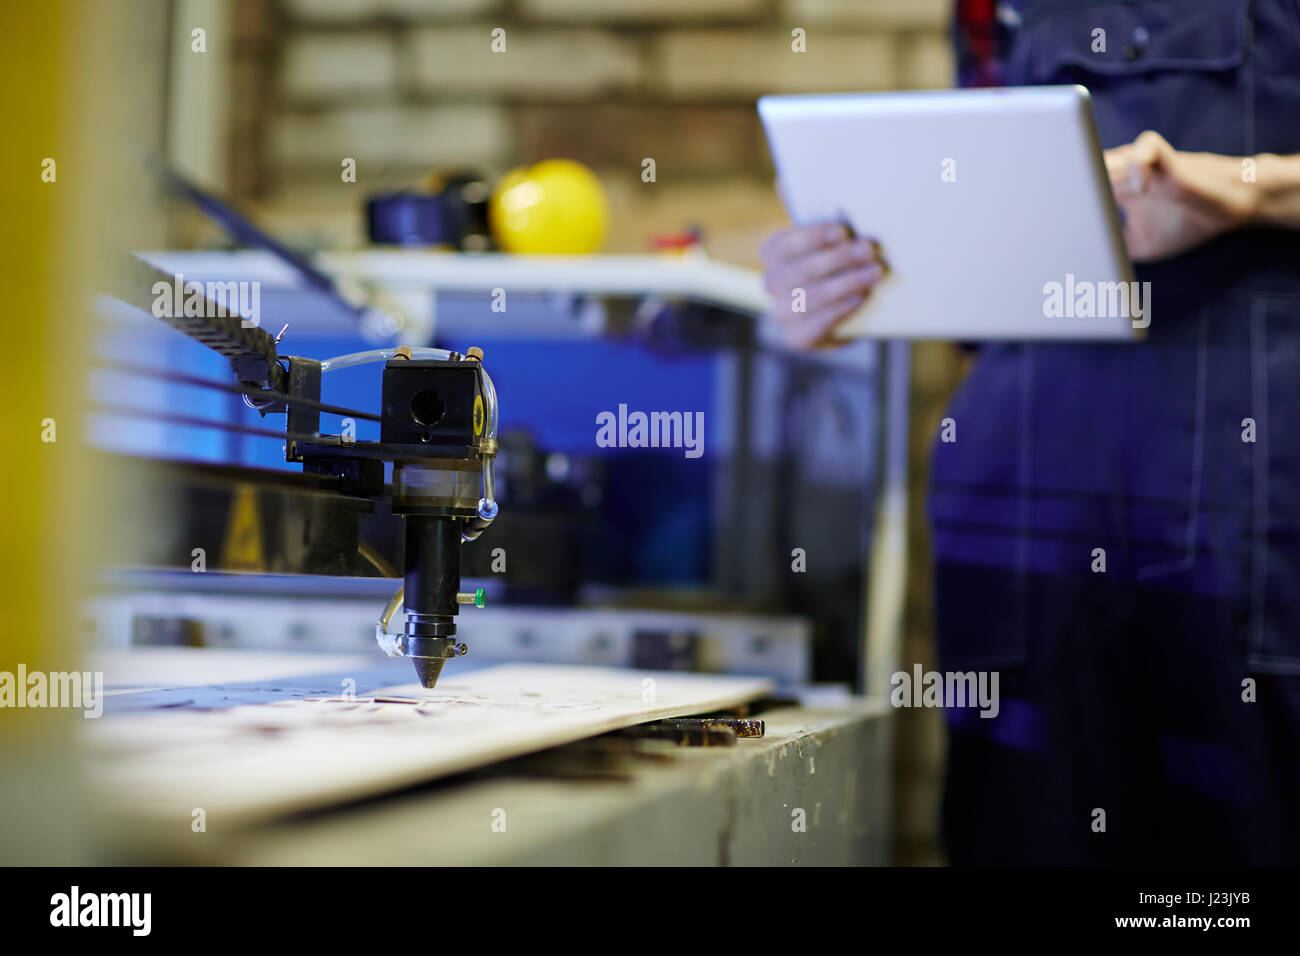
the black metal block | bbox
[380,360,482,448]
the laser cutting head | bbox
[283,347,499,691]
[128,241,499,692]
[381,353,498,689]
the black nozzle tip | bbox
[412,657,446,690]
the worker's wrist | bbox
[1247,153,1300,227]
[1222,153,1264,228]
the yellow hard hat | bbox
[489,159,609,255]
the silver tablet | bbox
[758,86,1142,341]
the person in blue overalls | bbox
[760,0,1300,864]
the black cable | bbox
[97,359,383,423]
[92,403,329,447]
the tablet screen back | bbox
[758,86,1141,341]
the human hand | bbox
[759,221,886,348]
[1105,130,1259,262]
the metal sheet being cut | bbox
[86,658,773,827]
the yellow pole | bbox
[0,0,116,863]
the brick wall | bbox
[230,0,954,261]
[228,0,962,865]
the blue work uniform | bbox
[931,0,1300,864]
